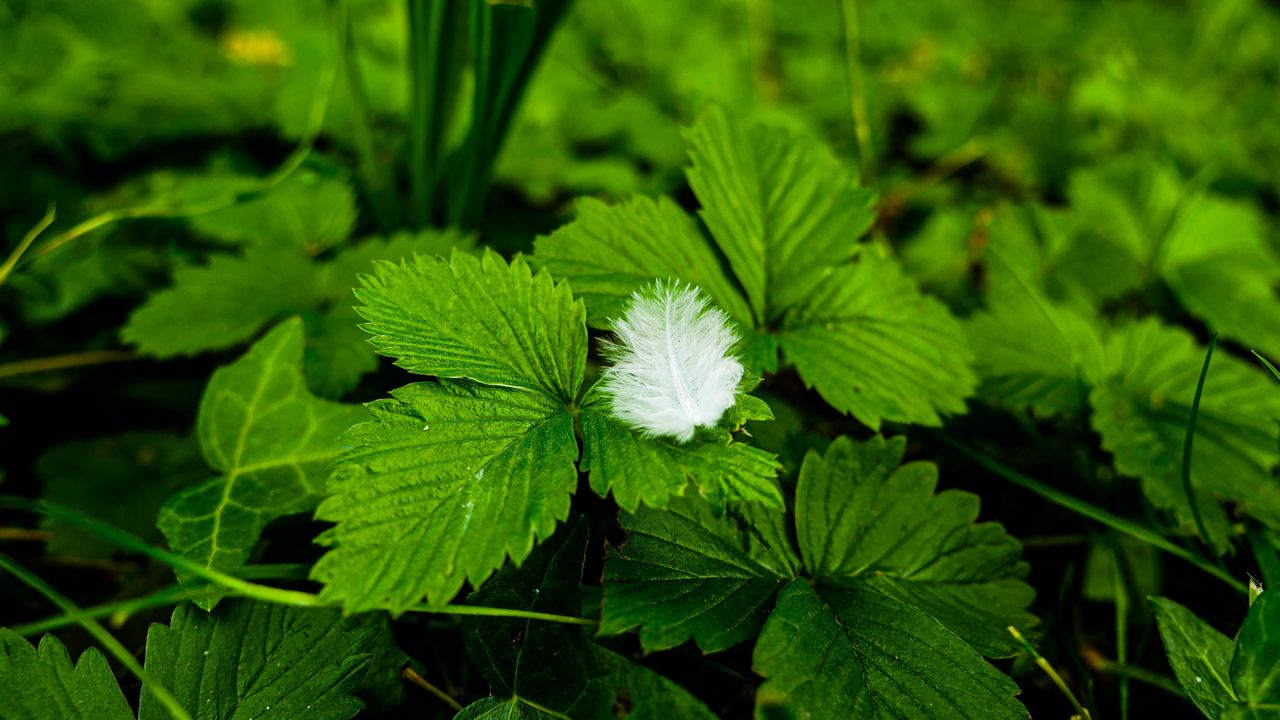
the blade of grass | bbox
[1253,349,1280,385]
[0,553,192,720]
[1009,626,1092,720]
[935,433,1247,593]
[446,0,572,227]
[407,0,466,228]
[0,497,597,627]
[1182,333,1229,571]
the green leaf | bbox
[187,174,356,253]
[533,196,754,327]
[122,243,319,357]
[576,644,718,720]
[463,518,601,713]
[1091,319,1280,552]
[753,579,1027,720]
[684,105,876,324]
[460,518,716,720]
[1150,596,1238,718]
[0,631,133,720]
[602,433,1035,696]
[600,434,1033,718]
[37,433,204,559]
[578,386,783,512]
[1159,196,1280,361]
[313,250,590,612]
[793,436,1036,657]
[601,495,799,653]
[302,304,381,399]
[534,108,974,425]
[966,209,1107,417]
[1219,706,1280,720]
[125,228,471,393]
[303,229,475,397]
[355,249,586,402]
[778,252,977,430]
[158,318,365,601]
[0,601,376,720]
[1232,589,1280,709]
[138,600,375,720]
[313,380,579,612]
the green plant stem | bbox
[1182,333,1228,572]
[0,527,52,541]
[0,553,192,720]
[837,0,873,184]
[10,565,311,636]
[1088,657,1186,699]
[0,497,599,628]
[936,434,1247,594]
[1009,626,1092,720]
[0,350,136,380]
[11,584,219,637]
[402,665,465,711]
[0,204,55,287]
[419,602,596,626]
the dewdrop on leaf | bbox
[600,281,743,442]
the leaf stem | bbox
[10,565,309,636]
[0,204,55,287]
[0,497,600,627]
[1083,653,1186,699]
[421,602,596,626]
[0,527,52,541]
[402,665,464,711]
[0,553,193,720]
[837,0,873,184]
[0,350,137,380]
[1009,626,1092,720]
[935,433,1247,593]
[11,584,220,637]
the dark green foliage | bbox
[603,436,1035,717]
[4,0,1280,718]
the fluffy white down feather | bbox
[600,282,743,442]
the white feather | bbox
[600,281,743,442]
